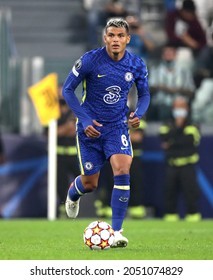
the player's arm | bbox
[62,60,92,128]
[129,64,150,128]
[63,76,101,137]
[63,58,101,137]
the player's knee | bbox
[114,167,130,176]
[83,181,98,191]
[81,173,99,191]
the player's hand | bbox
[84,120,102,138]
[128,112,140,128]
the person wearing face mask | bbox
[147,42,195,121]
[159,96,201,221]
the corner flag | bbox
[28,73,61,220]
[28,73,60,126]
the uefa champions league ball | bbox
[83,221,115,250]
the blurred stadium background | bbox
[0,0,213,219]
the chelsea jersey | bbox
[63,47,150,126]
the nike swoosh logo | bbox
[121,147,128,150]
[97,74,107,78]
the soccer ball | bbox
[83,221,115,250]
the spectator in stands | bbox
[125,14,156,61]
[105,0,128,19]
[165,0,207,58]
[191,4,213,125]
[194,45,213,83]
[159,96,201,222]
[147,42,195,122]
[192,0,213,30]
[192,5,213,93]
[56,85,79,217]
[191,75,213,124]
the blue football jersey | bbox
[63,47,150,126]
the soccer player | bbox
[62,18,150,248]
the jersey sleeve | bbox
[134,60,150,118]
[62,54,93,129]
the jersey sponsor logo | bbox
[97,74,107,78]
[125,72,133,82]
[103,86,121,104]
[84,162,93,170]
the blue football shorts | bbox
[76,122,133,175]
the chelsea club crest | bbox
[125,72,133,82]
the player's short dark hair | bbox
[104,18,129,34]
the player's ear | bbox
[127,35,131,44]
[103,34,107,43]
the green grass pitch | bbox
[0,219,212,260]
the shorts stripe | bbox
[76,132,84,175]
[114,185,130,190]
[128,128,134,157]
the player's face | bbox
[104,26,130,60]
